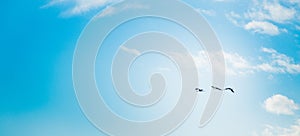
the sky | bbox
[1,0,300,136]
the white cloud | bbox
[41,0,66,8]
[227,0,298,35]
[43,0,121,16]
[257,47,300,74]
[267,2,296,23]
[264,2,296,23]
[226,11,243,27]
[261,47,277,54]
[245,1,296,23]
[192,47,300,76]
[224,52,255,75]
[192,50,254,76]
[254,119,300,136]
[68,0,111,15]
[263,94,299,115]
[244,21,280,35]
[120,47,300,76]
[97,3,148,17]
[256,63,284,73]
[43,0,148,16]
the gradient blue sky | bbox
[1,0,300,136]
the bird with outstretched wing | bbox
[195,86,235,93]
[195,88,204,92]
[225,88,234,93]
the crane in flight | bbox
[211,86,222,91]
[224,88,234,93]
[195,88,204,92]
[211,86,234,93]
[195,86,235,93]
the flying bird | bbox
[211,86,235,93]
[211,86,222,91]
[195,88,204,92]
[225,88,234,93]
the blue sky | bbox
[1,0,300,136]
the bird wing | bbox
[196,88,204,92]
[225,88,234,93]
[212,86,222,90]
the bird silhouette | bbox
[196,86,235,93]
[195,88,204,92]
[211,86,235,93]
[211,86,222,91]
[225,88,234,93]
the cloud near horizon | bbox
[253,119,300,136]
[253,94,299,136]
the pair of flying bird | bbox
[195,86,234,93]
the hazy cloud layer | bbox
[253,119,300,136]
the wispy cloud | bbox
[244,21,280,35]
[119,46,300,76]
[263,94,299,115]
[97,3,148,18]
[257,47,300,74]
[224,52,255,76]
[253,119,300,136]
[193,47,300,76]
[42,0,121,16]
[226,0,299,36]
[192,50,254,76]
[245,1,296,24]
[41,0,66,8]
[226,11,244,27]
